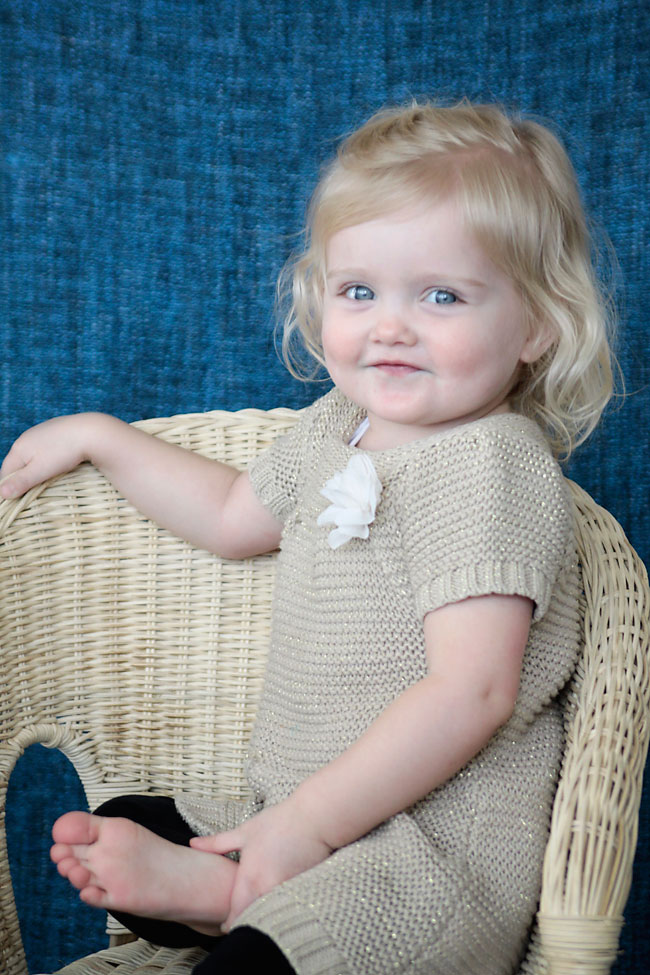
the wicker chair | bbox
[0,407,648,975]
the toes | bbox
[53,852,76,877]
[52,811,100,846]
[79,884,110,909]
[68,863,94,890]
[50,841,72,864]
[57,858,93,891]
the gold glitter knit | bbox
[176,389,581,975]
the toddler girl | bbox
[0,100,615,975]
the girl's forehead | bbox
[325,201,477,257]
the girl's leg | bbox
[193,926,297,975]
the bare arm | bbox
[194,592,532,925]
[0,413,282,558]
[292,593,530,846]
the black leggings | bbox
[95,794,296,975]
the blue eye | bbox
[426,288,457,305]
[344,284,375,301]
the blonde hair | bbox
[280,99,616,459]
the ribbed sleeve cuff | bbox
[233,885,353,975]
[416,562,553,622]
[247,453,293,523]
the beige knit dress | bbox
[176,389,581,975]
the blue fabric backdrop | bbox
[2,0,649,971]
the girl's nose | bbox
[371,310,416,345]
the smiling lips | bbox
[370,361,422,376]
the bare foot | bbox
[51,811,237,934]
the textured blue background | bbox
[2,1,649,971]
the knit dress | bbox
[176,389,582,975]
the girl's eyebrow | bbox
[326,268,368,280]
[433,277,488,290]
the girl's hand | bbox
[0,414,97,500]
[190,798,334,930]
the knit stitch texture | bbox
[177,390,582,975]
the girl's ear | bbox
[520,323,555,364]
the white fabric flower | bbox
[317,454,382,550]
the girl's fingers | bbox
[0,455,45,499]
[0,441,30,479]
[190,829,241,854]
[0,469,30,499]
[223,876,257,931]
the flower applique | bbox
[317,454,382,550]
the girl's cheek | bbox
[433,334,482,373]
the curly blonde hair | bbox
[280,100,616,459]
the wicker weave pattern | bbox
[0,409,648,975]
[534,484,650,974]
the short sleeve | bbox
[247,390,362,524]
[399,420,573,622]
[247,408,313,523]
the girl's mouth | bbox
[372,362,421,376]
